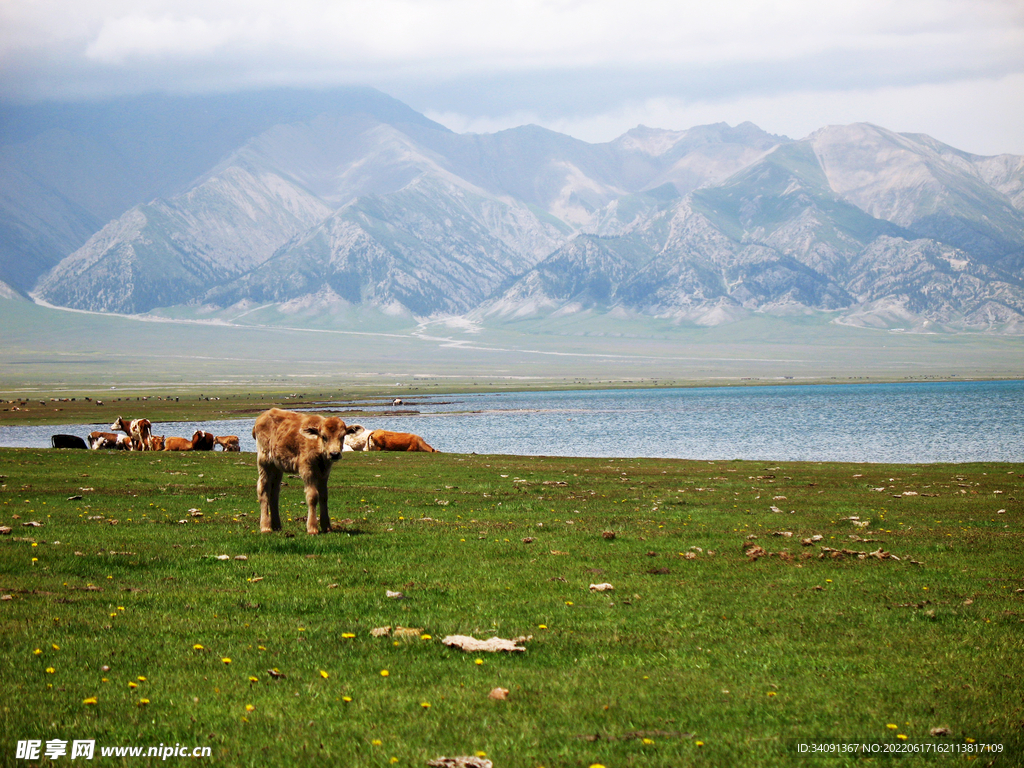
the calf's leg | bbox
[317,476,331,534]
[257,463,283,533]
[301,479,329,536]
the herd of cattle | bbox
[50,417,240,452]
[48,407,438,536]
[49,412,439,456]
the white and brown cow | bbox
[111,417,153,451]
[89,431,131,450]
[366,429,439,452]
[342,425,370,452]
[252,408,359,535]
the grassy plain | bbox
[3,297,1024,397]
[1,447,1021,766]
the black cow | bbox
[51,434,88,449]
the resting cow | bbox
[252,408,359,535]
[367,429,438,452]
[51,434,87,449]
[192,430,215,451]
[162,431,205,451]
[89,431,131,450]
[342,425,370,452]
[111,417,153,451]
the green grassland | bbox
[1,447,1021,766]
[3,298,1024,398]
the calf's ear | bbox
[301,426,321,439]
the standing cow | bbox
[111,417,153,451]
[252,408,357,535]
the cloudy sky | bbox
[1,0,1022,155]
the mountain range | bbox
[3,87,1023,333]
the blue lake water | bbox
[2,380,1022,464]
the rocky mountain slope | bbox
[5,88,1023,332]
[480,127,1024,332]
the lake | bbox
[2,380,1022,464]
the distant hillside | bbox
[4,88,1024,333]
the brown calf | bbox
[367,429,439,452]
[215,435,241,452]
[252,408,359,535]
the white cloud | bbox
[14,0,1024,73]
[429,72,1024,156]
[1,0,1022,155]
[85,15,249,62]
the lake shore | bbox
[5,380,1023,463]
[2,373,1021,428]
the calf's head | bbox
[301,415,351,462]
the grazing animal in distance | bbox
[366,429,438,452]
[252,408,359,535]
[214,435,240,452]
[342,425,370,452]
[51,434,87,449]
[111,417,153,450]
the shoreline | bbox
[3,373,1023,428]
[3,380,1023,464]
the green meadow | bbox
[1,447,1021,766]
[3,297,1024,393]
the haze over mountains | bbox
[3,87,1024,333]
